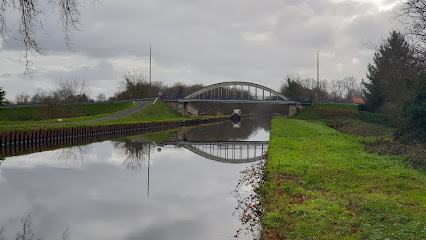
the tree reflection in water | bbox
[0,215,70,240]
[113,140,154,170]
[232,160,265,240]
[57,146,90,167]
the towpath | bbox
[72,101,151,124]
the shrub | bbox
[358,111,394,127]
[357,104,369,112]
[395,84,426,143]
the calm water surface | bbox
[0,116,270,240]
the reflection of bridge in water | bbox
[162,141,268,164]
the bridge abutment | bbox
[165,100,300,116]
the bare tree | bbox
[342,77,357,101]
[0,226,6,240]
[112,72,148,100]
[0,87,6,106]
[399,0,426,54]
[31,88,51,104]
[15,91,31,104]
[58,146,89,166]
[53,78,89,103]
[0,0,85,71]
[113,141,153,170]
[15,215,42,240]
[95,93,106,102]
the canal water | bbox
[0,116,270,240]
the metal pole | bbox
[316,50,320,100]
[149,44,152,98]
[147,143,150,198]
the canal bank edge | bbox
[260,117,425,239]
[0,116,231,147]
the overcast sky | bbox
[0,0,402,100]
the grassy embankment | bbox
[106,100,188,124]
[261,103,425,239]
[0,100,200,132]
[115,128,181,144]
[0,101,135,126]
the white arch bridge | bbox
[163,81,300,116]
[162,141,269,164]
[181,81,294,104]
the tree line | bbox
[7,74,204,105]
[279,75,364,103]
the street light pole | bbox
[316,50,320,100]
[149,44,152,98]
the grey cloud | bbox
[0,0,402,99]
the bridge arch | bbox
[184,81,289,101]
[173,141,269,164]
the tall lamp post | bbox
[149,44,152,98]
[316,50,320,101]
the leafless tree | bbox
[95,93,106,102]
[399,0,426,54]
[30,88,51,104]
[0,0,86,72]
[57,145,89,166]
[113,141,153,170]
[0,226,6,240]
[60,227,70,240]
[53,78,89,103]
[341,77,357,101]
[0,215,70,240]
[15,91,31,104]
[15,215,42,240]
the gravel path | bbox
[73,101,151,124]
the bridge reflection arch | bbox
[163,141,269,164]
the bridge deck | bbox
[162,141,269,146]
[167,99,297,104]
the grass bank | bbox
[0,100,207,132]
[293,103,424,168]
[106,100,188,124]
[261,104,425,239]
[293,103,394,139]
[115,128,180,144]
[0,101,134,124]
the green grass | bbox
[0,102,134,122]
[117,129,180,144]
[358,111,394,127]
[138,129,180,143]
[0,112,111,126]
[293,102,358,122]
[294,103,394,138]
[106,100,189,124]
[0,100,191,132]
[260,118,425,239]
